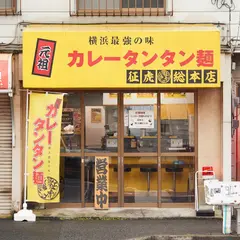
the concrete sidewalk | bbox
[32,207,208,220]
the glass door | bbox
[122,93,158,207]
[59,93,82,205]
[53,90,196,208]
[84,92,120,207]
[160,92,196,205]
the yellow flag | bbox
[27,93,63,203]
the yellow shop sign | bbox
[23,25,220,89]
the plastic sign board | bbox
[204,179,240,206]
[129,110,154,129]
[23,25,220,89]
[0,54,12,90]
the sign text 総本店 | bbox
[95,156,109,209]
[27,93,63,203]
[23,26,221,88]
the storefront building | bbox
[21,24,226,209]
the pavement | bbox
[32,207,202,219]
[0,218,239,240]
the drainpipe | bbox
[222,54,232,234]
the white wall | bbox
[0,0,240,46]
[198,88,222,179]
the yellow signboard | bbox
[27,93,63,203]
[23,26,220,88]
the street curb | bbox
[128,235,240,240]
[0,215,12,220]
[33,216,223,221]
[3,213,224,221]
[1,213,226,221]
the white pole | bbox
[23,90,30,209]
[14,90,36,221]
[222,54,232,234]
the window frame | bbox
[37,89,198,209]
[75,0,166,16]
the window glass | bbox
[161,93,195,153]
[60,157,81,203]
[79,0,120,10]
[161,156,195,203]
[124,157,157,203]
[84,93,118,153]
[0,0,12,8]
[78,0,163,10]
[60,93,81,153]
[85,156,118,203]
[124,93,157,153]
[122,0,163,8]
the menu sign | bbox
[129,110,154,129]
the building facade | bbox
[0,0,239,214]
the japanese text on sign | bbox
[129,110,154,129]
[126,69,218,85]
[95,157,109,209]
[68,50,214,68]
[88,35,155,46]
[27,93,63,203]
[204,180,240,206]
[32,39,56,77]
[23,27,221,88]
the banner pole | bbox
[23,90,30,206]
[19,89,68,96]
[14,90,36,222]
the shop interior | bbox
[58,92,196,207]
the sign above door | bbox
[23,25,220,89]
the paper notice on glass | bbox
[129,110,154,129]
[124,111,129,127]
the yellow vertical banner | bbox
[95,156,109,209]
[27,93,63,203]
